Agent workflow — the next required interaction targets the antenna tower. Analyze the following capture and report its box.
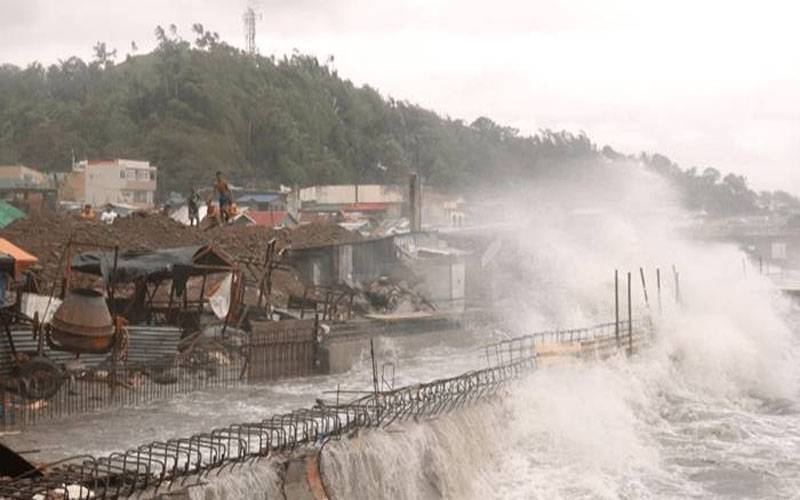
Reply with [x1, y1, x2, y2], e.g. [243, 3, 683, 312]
[243, 5, 259, 56]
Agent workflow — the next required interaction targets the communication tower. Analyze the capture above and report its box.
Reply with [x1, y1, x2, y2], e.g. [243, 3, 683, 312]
[243, 5, 260, 56]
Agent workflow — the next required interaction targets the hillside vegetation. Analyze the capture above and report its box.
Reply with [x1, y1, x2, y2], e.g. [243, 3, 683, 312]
[0, 25, 795, 215]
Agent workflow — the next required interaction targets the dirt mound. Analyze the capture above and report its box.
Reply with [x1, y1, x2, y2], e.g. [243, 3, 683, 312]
[0, 211, 206, 284]
[0, 212, 362, 294]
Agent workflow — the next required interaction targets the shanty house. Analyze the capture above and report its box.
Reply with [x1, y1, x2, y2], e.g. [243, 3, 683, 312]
[236, 192, 287, 211]
[288, 236, 398, 287]
[0, 165, 58, 212]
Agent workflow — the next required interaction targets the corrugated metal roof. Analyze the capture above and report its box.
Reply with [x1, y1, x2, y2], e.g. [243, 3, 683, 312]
[0, 325, 183, 375]
[237, 193, 281, 203]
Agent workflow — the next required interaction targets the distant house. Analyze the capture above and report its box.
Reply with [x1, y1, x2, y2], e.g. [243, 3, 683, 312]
[236, 192, 286, 211]
[0, 165, 48, 187]
[299, 184, 404, 205]
[0, 165, 58, 212]
[241, 210, 296, 228]
[299, 185, 405, 220]
[61, 159, 157, 209]
[421, 188, 467, 228]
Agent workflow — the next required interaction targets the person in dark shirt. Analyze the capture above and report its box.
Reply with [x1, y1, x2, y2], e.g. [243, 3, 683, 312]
[187, 188, 201, 227]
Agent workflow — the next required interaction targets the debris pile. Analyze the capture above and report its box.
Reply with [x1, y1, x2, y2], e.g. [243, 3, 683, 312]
[0, 211, 362, 302]
[359, 276, 436, 315]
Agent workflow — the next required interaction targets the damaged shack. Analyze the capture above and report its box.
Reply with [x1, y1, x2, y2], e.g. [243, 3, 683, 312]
[0, 243, 248, 428]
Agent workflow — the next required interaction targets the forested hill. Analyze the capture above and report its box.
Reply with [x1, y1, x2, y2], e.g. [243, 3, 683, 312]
[0, 25, 795, 215]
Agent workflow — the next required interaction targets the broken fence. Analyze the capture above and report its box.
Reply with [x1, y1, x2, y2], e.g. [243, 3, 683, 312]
[0, 318, 651, 499]
[1, 321, 321, 430]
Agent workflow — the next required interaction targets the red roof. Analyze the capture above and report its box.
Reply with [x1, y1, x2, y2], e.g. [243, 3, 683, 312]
[343, 202, 392, 212]
[247, 210, 291, 227]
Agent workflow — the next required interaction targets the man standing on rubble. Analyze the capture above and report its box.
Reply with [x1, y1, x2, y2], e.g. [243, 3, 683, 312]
[214, 171, 232, 223]
[187, 188, 201, 227]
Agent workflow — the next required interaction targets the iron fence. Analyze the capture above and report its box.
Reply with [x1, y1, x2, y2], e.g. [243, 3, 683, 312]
[1, 333, 249, 430]
[0, 318, 652, 499]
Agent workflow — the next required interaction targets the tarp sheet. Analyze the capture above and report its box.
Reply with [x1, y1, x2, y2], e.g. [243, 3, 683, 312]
[209, 273, 233, 319]
[0, 201, 25, 229]
[0, 254, 14, 275]
[0, 238, 38, 276]
[71, 246, 204, 293]
[20, 292, 62, 323]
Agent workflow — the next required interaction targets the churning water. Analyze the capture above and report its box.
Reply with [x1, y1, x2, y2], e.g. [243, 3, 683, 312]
[317, 168, 800, 499]
[318, 299, 800, 499]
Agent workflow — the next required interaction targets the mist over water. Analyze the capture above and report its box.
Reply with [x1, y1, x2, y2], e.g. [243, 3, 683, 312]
[320, 161, 800, 498]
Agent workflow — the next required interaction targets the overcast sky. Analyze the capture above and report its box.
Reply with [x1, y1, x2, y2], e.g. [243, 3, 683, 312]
[1, 0, 798, 192]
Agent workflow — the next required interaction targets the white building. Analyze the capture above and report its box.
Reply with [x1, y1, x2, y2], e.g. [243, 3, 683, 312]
[298, 185, 404, 205]
[71, 159, 157, 209]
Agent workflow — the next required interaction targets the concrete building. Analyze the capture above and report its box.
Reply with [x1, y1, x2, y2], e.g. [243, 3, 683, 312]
[299, 185, 404, 205]
[298, 185, 405, 222]
[65, 159, 157, 209]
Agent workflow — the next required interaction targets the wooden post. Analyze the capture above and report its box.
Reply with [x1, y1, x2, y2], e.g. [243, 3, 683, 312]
[370, 338, 380, 417]
[639, 267, 649, 308]
[614, 270, 620, 348]
[627, 271, 633, 355]
[656, 268, 662, 314]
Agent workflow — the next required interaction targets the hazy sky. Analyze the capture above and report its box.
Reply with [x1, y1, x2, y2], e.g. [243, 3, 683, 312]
[1, 0, 798, 192]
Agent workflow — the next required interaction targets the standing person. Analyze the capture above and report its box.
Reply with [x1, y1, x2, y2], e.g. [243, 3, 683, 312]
[80, 204, 96, 220]
[187, 188, 201, 227]
[214, 171, 232, 223]
[100, 204, 118, 224]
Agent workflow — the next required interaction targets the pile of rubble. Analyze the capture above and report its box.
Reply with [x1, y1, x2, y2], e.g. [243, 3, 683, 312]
[0, 211, 362, 301]
[359, 276, 436, 315]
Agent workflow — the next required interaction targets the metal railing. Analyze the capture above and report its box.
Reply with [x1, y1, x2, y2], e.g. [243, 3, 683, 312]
[1, 334, 249, 430]
[0, 318, 652, 499]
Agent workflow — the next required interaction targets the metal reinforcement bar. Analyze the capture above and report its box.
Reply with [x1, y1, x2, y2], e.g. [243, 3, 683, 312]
[0, 319, 650, 499]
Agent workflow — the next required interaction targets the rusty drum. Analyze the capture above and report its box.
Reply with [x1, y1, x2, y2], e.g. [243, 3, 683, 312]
[51, 288, 114, 354]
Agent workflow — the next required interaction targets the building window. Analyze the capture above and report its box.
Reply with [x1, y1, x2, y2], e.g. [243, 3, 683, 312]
[136, 170, 149, 181]
[134, 190, 149, 203]
[120, 170, 125, 179]
[150, 171, 156, 181]
[126, 169, 136, 180]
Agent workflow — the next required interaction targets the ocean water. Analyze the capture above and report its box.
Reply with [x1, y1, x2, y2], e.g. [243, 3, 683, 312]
[319, 296, 800, 499]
